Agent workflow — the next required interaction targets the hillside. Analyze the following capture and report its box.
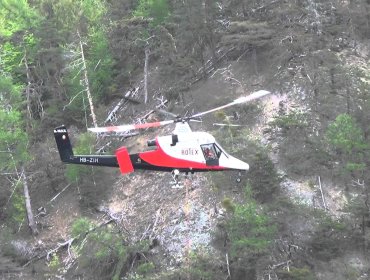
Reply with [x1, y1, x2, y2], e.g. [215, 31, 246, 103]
[1, 0, 370, 279]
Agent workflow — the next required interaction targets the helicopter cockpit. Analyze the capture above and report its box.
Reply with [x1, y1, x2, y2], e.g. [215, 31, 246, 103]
[201, 142, 227, 166]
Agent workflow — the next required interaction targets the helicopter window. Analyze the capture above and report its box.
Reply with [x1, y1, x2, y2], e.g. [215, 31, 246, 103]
[201, 144, 219, 161]
[214, 144, 222, 158]
[215, 142, 229, 158]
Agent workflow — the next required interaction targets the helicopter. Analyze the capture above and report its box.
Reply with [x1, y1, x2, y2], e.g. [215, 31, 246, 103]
[54, 90, 270, 184]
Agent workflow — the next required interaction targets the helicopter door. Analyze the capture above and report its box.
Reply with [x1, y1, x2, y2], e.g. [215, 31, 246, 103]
[201, 144, 220, 166]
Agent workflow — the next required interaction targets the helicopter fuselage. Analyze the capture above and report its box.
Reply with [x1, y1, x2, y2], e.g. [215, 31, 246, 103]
[54, 126, 249, 174]
[132, 131, 249, 173]
[54, 90, 272, 176]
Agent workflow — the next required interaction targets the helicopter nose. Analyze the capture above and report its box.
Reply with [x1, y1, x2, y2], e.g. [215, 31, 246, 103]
[223, 155, 249, 171]
[238, 160, 249, 171]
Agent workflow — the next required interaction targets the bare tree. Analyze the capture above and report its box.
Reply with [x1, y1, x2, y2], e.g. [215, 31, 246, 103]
[78, 31, 98, 128]
[21, 167, 38, 235]
[144, 44, 149, 104]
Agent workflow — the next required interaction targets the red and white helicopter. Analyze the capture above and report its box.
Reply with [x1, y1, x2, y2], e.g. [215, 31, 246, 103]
[54, 90, 270, 183]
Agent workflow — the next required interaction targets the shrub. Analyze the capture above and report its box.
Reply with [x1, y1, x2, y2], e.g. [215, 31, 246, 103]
[136, 262, 155, 276]
[221, 197, 235, 213]
[247, 151, 281, 202]
[277, 266, 315, 280]
[71, 217, 128, 279]
[326, 114, 366, 154]
[133, 0, 170, 26]
[225, 186, 276, 257]
[269, 111, 308, 130]
[71, 217, 93, 237]
[227, 201, 275, 256]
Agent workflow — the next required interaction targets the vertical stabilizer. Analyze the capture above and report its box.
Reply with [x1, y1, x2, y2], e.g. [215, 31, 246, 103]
[53, 125, 74, 162]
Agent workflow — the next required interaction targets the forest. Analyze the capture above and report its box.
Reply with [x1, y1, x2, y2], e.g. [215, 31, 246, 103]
[1, 0, 370, 279]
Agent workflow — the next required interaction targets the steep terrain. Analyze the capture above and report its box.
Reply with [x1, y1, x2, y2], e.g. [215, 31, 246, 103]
[1, 0, 370, 279]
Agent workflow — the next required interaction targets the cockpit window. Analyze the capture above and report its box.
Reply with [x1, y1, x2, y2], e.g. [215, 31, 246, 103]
[201, 144, 219, 161]
[214, 144, 222, 158]
[215, 142, 229, 158]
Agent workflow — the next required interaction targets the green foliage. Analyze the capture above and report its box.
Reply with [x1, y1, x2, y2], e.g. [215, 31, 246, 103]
[316, 212, 346, 232]
[269, 111, 308, 130]
[0, 227, 15, 257]
[225, 186, 276, 257]
[278, 266, 315, 280]
[214, 110, 226, 121]
[43, 0, 113, 119]
[134, 0, 170, 26]
[63, 29, 113, 116]
[221, 197, 235, 213]
[86, 28, 114, 102]
[247, 151, 281, 202]
[0, 76, 28, 168]
[0, 2, 41, 85]
[47, 0, 107, 31]
[0, 0, 41, 37]
[2, 182, 26, 231]
[71, 217, 93, 237]
[48, 253, 61, 272]
[326, 113, 366, 154]
[0, 42, 23, 75]
[71, 217, 130, 279]
[308, 211, 348, 260]
[136, 262, 155, 276]
[345, 162, 366, 172]
[325, 113, 368, 175]
[228, 203, 274, 255]
[180, 250, 219, 280]
[10, 187, 26, 224]
[90, 229, 126, 260]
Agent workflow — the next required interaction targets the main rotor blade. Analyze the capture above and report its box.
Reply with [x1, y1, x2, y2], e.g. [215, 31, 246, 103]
[213, 123, 246, 127]
[88, 120, 174, 133]
[191, 90, 271, 118]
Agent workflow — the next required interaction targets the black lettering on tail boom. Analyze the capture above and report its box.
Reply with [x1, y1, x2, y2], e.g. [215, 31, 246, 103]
[53, 125, 119, 168]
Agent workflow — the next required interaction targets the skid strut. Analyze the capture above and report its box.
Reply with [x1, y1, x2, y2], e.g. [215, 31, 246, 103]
[171, 169, 182, 188]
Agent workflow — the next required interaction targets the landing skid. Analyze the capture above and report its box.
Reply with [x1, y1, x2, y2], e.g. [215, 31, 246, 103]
[170, 170, 195, 188]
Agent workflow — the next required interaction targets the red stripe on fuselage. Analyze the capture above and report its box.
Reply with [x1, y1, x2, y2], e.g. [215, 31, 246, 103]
[139, 139, 225, 171]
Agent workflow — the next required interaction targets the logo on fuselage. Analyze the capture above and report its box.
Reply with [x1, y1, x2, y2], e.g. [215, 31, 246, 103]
[181, 148, 199, 156]
[54, 129, 67, 133]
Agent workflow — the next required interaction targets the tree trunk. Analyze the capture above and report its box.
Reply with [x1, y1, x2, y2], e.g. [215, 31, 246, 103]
[24, 51, 33, 122]
[144, 46, 149, 104]
[23, 50, 44, 123]
[78, 31, 98, 128]
[21, 167, 38, 235]
[112, 253, 126, 280]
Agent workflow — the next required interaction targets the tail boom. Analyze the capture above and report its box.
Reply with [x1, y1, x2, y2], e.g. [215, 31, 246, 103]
[54, 125, 120, 169]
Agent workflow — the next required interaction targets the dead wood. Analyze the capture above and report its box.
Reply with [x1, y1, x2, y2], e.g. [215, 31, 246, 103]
[144, 46, 149, 103]
[318, 176, 328, 210]
[48, 184, 71, 204]
[21, 167, 38, 235]
[23, 218, 116, 267]
[192, 47, 236, 84]
[78, 30, 98, 128]
[139, 99, 170, 121]
[253, 0, 281, 12]
[105, 87, 140, 124]
[226, 253, 231, 279]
